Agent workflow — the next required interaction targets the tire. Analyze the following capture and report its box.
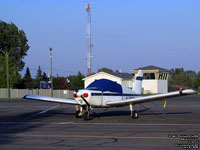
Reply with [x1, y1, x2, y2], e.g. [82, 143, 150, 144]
[75, 111, 81, 118]
[132, 110, 139, 119]
[83, 111, 89, 121]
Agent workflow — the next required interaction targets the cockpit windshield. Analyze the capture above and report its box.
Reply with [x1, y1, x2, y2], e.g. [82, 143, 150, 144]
[86, 79, 122, 94]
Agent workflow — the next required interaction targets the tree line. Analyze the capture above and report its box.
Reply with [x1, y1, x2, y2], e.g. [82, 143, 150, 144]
[169, 68, 200, 91]
[2, 64, 200, 91]
[15, 66, 85, 90]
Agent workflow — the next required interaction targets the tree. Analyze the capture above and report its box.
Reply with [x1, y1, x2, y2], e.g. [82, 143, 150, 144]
[53, 77, 71, 90]
[194, 72, 200, 92]
[36, 66, 42, 80]
[174, 68, 184, 75]
[33, 66, 43, 88]
[98, 67, 114, 73]
[23, 67, 33, 89]
[0, 56, 6, 88]
[0, 20, 29, 88]
[67, 71, 85, 89]
[42, 72, 48, 81]
[169, 68, 195, 91]
[185, 70, 196, 80]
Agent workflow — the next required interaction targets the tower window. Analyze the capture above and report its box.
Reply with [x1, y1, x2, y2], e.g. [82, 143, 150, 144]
[143, 73, 155, 79]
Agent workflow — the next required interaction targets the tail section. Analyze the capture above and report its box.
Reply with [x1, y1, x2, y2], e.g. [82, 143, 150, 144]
[132, 70, 143, 95]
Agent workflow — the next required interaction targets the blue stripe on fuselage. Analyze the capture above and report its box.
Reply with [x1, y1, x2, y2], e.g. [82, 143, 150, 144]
[136, 76, 143, 80]
[91, 93, 141, 96]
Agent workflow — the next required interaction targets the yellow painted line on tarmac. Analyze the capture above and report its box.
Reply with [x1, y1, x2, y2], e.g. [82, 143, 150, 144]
[8, 134, 178, 140]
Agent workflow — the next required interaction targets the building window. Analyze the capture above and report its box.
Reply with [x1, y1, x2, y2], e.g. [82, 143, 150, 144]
[143, 73, 155, 79]
[158, 73, 168, 80]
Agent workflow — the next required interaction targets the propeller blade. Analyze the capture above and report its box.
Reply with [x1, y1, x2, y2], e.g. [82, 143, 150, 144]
[66, 79, 78, 92]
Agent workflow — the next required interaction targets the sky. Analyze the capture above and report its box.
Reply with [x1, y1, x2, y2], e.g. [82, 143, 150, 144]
[0, 0, 200, 77]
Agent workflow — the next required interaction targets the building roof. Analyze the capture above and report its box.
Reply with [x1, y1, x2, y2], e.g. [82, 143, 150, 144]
[133, 65, 170, 73]
[83, 71, 134, 81]
[106, 72, 134, 80]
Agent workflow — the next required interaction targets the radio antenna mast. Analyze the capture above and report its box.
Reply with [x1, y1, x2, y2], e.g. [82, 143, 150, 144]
[86, 3, 92, 76]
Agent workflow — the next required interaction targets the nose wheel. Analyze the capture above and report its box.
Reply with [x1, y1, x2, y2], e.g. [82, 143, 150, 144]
[83, 111, 90, 121]
[75, 110, 81, 118]
[82, 105, 91, 121]
[75, 106, 91, 121]
[75, 106, 82, 118]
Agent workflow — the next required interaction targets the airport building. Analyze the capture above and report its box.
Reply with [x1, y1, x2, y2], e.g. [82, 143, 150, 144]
[132, 66, 170, 94]
[83, 65, 170, 94]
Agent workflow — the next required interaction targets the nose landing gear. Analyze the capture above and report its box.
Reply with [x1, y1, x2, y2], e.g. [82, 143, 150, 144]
[75, 105, 91, 121]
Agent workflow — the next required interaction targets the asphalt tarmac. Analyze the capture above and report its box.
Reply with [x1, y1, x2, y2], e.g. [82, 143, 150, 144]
[0, 97, 200, 150]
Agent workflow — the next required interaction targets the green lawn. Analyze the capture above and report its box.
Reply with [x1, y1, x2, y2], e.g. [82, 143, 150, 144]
[0, 98, 24, 101]
[183, 94, 200, 97]
[143, 94, 200, 97]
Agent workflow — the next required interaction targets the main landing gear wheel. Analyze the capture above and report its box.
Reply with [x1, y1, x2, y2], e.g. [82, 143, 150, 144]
[130, 104, 139, 119]
[131, 110, 139, 119]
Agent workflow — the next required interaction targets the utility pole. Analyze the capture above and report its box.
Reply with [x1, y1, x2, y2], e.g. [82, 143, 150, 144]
[50, 47, 53, 97]
[86, 3, 92, 76]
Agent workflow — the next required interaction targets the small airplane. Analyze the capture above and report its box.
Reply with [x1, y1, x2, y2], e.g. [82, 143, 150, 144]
[23, 70, 197, 121]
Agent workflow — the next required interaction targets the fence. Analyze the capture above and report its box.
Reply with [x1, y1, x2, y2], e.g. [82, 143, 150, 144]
[0, 88, 74, 99]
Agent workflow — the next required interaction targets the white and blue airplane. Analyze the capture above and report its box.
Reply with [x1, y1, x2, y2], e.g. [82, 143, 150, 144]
[23, 70, 197, 120]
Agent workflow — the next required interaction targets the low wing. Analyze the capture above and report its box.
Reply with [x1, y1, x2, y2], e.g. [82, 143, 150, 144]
[106, 89, 197, 107]
[23, 95, 78, 105]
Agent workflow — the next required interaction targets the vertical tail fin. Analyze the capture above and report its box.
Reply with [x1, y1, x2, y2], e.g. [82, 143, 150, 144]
[132, 70, 143, 95]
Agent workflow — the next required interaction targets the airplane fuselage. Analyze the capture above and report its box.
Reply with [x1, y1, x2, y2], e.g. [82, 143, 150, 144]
[74, 89, 140, 107]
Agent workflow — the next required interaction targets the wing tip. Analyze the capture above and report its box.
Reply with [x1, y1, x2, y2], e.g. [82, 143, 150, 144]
[180, 89, 197, 95]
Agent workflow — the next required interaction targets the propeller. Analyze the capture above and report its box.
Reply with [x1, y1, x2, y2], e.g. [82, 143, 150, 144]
[66, 79, 78, 92]
[66, 79, 91, 109]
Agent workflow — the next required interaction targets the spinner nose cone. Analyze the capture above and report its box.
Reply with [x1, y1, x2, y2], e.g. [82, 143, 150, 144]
[76, 91, 82, 97]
